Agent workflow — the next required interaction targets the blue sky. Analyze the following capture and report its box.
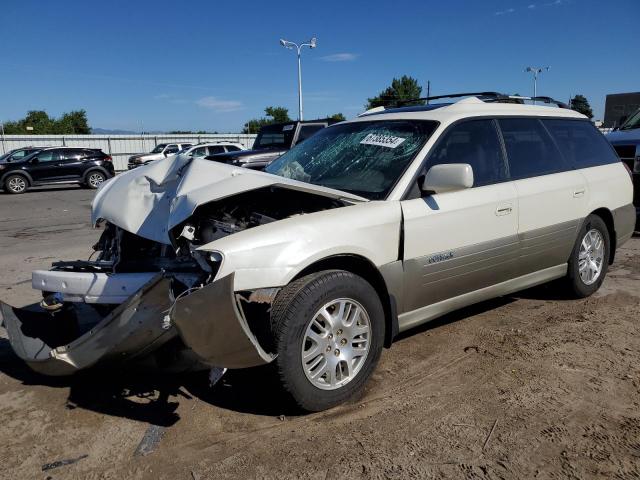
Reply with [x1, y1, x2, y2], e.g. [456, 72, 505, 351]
[2, 0, 638, 132]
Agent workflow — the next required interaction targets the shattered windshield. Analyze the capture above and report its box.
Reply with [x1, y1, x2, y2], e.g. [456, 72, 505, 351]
[151, 144, 168, 154]
[265, 120, 438, 199]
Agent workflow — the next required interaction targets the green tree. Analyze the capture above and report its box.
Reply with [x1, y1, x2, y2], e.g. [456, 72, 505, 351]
[366, 75, 423, 109]
[55, 110, 91, 134]
[570, 94, 593, 119]
[2, 109, 91, 134]
[328, 113, 346, 122]
[243, 106, 292, 134]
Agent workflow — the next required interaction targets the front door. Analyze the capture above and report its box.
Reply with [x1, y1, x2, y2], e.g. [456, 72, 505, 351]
[28, 150, 63, 182]
[400, 119, 519, 328]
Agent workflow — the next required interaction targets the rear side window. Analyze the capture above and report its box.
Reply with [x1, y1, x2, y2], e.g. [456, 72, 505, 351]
[498, 118, 569, 179]
[60, 149, 84, 160]
[207, 145, 226, 155]
[542, 119, 619, 169]
[225, 145, 241, 152]
[296, 124, 325, 144]
[427, 119, 507, 187]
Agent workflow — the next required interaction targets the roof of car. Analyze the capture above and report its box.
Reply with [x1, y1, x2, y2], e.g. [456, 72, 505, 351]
[188, 142, 242, 147]
[354, 97, 586, 124]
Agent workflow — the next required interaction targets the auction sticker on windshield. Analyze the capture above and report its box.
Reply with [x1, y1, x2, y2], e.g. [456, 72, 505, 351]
[360, 133, 406, 148]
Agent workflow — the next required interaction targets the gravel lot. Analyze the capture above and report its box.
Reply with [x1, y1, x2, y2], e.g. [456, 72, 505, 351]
[1, 187, 639, 479]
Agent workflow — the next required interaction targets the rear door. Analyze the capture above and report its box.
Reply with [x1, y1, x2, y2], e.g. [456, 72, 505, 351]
[57, 149, 86, 179]
[497, 117, 588, 276]
[401, 119, 519, 324]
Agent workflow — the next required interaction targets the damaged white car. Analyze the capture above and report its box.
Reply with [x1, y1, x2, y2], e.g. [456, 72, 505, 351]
[1, 93, 635, 411]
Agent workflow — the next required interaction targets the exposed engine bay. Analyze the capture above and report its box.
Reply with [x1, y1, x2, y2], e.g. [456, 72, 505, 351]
[0, 186, 348, 376]
[172, 186, 346, 247]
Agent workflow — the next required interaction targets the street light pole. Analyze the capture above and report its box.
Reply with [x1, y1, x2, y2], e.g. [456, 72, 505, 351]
[280, 37, 317, 121]
[524, 66, 549, 105]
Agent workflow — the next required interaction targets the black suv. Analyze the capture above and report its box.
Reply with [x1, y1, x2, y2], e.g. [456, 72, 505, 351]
[0, 147, 114, 194]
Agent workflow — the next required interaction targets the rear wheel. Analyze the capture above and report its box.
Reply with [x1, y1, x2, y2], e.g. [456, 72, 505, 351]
[4, 174, 28, 194]
[564, 214, 610, 298]
[86, 171, 106, 189]
[270, 270, 384, 411]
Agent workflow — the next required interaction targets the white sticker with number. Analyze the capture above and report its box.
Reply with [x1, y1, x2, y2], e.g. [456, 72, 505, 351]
[360, 133, 406, 148]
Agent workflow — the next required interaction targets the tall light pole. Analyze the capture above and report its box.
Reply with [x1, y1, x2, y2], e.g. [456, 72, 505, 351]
[524, 66, 549, 104]
[280, 37, 317, 121]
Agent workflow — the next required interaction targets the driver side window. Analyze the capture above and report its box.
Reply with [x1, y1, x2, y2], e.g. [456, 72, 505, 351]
[426, 119, 507, 187]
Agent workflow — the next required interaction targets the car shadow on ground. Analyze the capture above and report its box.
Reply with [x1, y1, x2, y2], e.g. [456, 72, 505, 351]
[0, 282, 572, 425]
[0, 336, 295, 425]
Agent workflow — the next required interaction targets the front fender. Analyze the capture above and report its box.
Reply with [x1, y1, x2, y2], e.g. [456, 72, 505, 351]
[199, 200, 402, 291]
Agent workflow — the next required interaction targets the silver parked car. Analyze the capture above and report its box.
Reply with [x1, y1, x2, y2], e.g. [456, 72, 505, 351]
[128, 142, 192, 169]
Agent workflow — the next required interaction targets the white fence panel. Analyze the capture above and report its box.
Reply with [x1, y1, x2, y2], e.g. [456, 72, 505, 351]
[0, 134, 257, 171]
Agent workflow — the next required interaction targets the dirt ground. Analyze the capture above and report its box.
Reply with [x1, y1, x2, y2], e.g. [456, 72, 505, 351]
[1, 187, 639, 479]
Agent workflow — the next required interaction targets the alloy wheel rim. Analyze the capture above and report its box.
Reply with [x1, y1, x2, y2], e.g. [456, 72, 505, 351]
[301, 298, 371, 390]
[578, 228, 605, 285]
[8, 177, 26, 192]
[89, 173, 104, 187]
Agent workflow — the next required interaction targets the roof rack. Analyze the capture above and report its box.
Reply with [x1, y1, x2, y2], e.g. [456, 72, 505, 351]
[393, 92, 569, 109]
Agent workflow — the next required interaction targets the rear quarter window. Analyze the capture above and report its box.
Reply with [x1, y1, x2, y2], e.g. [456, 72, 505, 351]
[542, 119, 619, 169]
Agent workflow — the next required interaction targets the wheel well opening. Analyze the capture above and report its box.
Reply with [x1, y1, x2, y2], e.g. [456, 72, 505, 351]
[591, 208, 616, 264]
[294, 255, 397, 348]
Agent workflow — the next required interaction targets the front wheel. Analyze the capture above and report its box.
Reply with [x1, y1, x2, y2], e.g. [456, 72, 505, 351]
[270, 270, 385, 411]
[564, 214, 610, 298]
[4, 174, 28, 194]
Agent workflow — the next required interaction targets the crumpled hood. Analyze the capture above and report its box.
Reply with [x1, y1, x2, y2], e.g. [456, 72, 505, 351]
[92, 155, 367, 244]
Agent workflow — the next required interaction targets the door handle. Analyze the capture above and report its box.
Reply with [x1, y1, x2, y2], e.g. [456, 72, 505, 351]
[495, 204, 513, 216]
[573, 189, 585, 198]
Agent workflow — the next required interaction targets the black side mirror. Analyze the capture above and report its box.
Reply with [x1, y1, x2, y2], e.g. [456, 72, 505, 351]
[31, 157, 40, 164]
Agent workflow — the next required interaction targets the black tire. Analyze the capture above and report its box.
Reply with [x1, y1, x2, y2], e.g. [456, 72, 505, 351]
[85, 171, 106, 189]
[3, 174, 29, 194]
[270, 270, 385, 412]
[564, 214, 610, 298]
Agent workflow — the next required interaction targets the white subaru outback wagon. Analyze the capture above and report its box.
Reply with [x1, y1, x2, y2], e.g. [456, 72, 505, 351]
[1, 93, 635, 411]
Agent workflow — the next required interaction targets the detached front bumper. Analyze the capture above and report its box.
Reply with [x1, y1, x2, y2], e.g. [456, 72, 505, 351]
[0, 272, 275, 375]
